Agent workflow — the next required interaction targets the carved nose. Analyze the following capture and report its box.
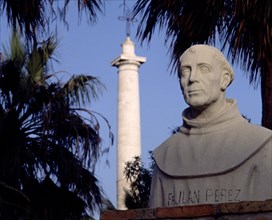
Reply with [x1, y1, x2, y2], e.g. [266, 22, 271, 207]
[189, 69, 198, 82]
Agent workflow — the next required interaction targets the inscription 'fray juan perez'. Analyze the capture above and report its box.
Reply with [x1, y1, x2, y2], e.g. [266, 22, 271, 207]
[167, 188, 241, 206]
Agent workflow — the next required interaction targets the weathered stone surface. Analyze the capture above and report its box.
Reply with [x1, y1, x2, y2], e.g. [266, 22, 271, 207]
[100, 200, 272, 220]
[100, 208, 156, 220]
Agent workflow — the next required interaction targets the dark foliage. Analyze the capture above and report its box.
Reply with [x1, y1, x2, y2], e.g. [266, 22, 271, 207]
[0, 33, 113, 219]
[124, 152, 154, 209]
[132, 0, 272, 128]
[0, 0, 103, 45]
[132, 0, 272, 78]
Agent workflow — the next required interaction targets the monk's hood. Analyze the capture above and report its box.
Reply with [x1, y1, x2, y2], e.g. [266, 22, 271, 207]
[154, 99, 272, 178]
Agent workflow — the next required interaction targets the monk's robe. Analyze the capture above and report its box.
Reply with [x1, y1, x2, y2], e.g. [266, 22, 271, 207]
[150, 99, 272, 208]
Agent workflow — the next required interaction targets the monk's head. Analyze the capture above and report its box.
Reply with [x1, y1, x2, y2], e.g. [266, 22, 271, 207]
[179, 45, 234, 112]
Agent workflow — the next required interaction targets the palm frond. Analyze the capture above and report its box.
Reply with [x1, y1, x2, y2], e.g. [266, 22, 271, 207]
[222, 0, 272, 85]
[63, 75, 105, 106]
[26, 36, 57, 83]
[0, 32, 113, 218]
[133, 0, 272, 79]
[0, 0, 104, 44]
[133, 0, 225, 72]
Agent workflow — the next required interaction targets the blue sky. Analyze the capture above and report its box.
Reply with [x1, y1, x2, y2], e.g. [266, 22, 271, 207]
[0, 0, 262, 210]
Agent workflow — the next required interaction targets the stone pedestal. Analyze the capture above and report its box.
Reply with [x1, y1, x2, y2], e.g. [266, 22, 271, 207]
[101, 200, 272, 219]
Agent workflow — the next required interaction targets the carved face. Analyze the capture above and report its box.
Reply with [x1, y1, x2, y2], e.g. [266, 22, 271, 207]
[179, 46, 228, 110]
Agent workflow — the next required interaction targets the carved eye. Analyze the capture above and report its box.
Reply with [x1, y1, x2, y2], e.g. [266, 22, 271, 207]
[199, 66, 210, 73]
[181, 67, 190, 77]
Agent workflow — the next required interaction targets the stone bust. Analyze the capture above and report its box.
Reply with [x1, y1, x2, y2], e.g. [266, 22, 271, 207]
[149, 44, 272, 208]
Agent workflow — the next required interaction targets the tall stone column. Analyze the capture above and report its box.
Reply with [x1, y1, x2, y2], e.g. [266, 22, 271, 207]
[112, 37, 146, 210]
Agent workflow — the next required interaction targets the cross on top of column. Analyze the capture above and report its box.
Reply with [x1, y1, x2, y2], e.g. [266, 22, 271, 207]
[118, 0, 137, 37]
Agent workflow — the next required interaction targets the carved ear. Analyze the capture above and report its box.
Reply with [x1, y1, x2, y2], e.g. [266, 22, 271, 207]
[221, 71, 231, 91]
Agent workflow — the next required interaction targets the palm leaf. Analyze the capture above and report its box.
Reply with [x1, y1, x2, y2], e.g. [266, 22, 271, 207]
[0, 32, 113, 218]
[63, 74, 105, 106]
[0, 0, 104, 44]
